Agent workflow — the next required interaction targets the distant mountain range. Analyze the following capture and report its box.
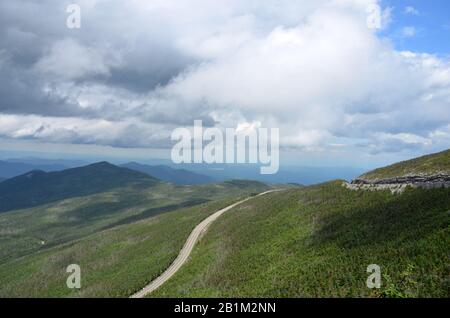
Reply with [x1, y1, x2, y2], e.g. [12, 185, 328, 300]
[0, 158, 215, 185]
[181, 164, 365, 185]
[0, 160, 68, 179]
[121, 162, 215, 185]
[0, 156, 368, 185]
[0, 162, 159, 213]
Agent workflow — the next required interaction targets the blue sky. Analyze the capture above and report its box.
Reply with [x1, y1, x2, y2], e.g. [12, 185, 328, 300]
[382, 0, 450, 55]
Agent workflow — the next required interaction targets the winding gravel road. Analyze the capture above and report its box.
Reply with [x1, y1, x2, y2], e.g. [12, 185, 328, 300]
[131, 190, 280, 298]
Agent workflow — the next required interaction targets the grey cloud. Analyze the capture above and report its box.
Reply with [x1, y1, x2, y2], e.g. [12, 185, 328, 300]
[0, 63, 85, 117]
[0, 0, 197, 118]
[0, 0, 449, 156]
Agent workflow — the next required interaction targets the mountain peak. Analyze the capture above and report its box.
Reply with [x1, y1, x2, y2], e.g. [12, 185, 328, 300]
[0, 162, 159, 213]
[87, 161, 115, 168]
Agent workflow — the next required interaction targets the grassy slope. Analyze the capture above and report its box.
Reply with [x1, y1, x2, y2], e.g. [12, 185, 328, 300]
[0, 198, 241, 297]
[0, 183, 172, 263]
[359, 149, 450, 181]
[0, 180, 268, 264]
[0, 180, 269, 297]
[152, 182, 450, 298]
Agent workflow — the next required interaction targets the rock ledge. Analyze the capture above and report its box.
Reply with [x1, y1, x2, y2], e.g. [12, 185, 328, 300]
[343, 173, 450, 194]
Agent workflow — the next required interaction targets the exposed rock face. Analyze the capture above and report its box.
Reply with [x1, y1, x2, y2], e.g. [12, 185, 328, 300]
[343, 173, 450, 194]
[353, 173, 450, 185]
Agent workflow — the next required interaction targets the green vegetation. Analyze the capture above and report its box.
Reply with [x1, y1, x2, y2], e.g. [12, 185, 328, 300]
[0, 198, 242, 297]
[0, 163, 268, 297]
[0, 177, 268, 297]
[0, 180, 268, 264]
[359, 149, 450, 181]
[152, 181, 450, 297]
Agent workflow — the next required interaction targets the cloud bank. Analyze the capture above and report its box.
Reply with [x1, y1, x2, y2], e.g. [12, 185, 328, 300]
[0, 0, 449, 158]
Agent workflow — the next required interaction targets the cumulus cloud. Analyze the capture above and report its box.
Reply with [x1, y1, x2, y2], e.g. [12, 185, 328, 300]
[0, 0, 448, 158]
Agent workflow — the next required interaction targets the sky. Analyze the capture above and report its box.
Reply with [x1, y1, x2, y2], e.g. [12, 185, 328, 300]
[381, 0, 450, 55]
[0, 0, 449, 169]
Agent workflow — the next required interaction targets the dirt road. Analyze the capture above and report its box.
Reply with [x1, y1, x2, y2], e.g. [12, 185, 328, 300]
[130, 190, 279, 298]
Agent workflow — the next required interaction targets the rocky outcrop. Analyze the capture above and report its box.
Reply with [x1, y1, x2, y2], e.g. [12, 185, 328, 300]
[352, 173, 450, 185]
[343, 173, 450, 194]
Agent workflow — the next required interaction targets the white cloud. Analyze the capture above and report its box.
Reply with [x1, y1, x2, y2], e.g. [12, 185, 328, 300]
[0, 114, 171, 148]
[400, 26, 417, 38]
[0, 0, 449, 158]
[376, 132, 432, 146]
[143, 4, 449, 152]
[404, 6, 419, 16]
